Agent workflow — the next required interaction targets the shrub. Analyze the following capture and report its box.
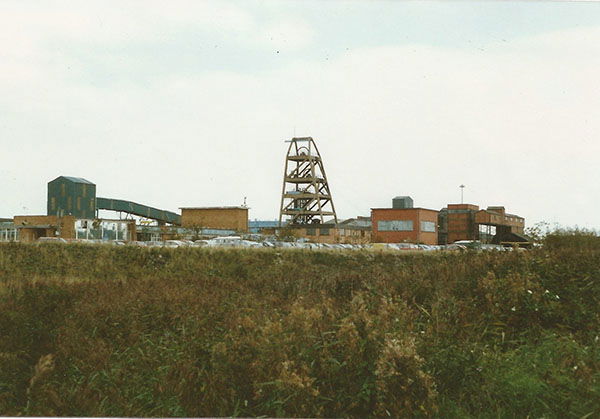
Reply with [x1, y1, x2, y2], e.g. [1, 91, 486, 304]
[0, 240, 598, 416]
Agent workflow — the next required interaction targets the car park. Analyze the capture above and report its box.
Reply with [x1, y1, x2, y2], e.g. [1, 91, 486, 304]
[36, 237, 68, 244]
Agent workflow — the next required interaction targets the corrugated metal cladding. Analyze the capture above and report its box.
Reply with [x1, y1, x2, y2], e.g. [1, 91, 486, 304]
[392, 196, 414, 209]
[47, 176, 97, 219]
[96, 197, 181, 225]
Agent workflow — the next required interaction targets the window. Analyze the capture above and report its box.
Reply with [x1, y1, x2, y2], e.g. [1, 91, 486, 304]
[82, 184, 87, 197]
[50, 197, 56, 210]
[67, 196, 72, 210]
[421, 221, 436, 232]
[306, 228, 316, 236]
[378, 220, 413, 231]
[320, 228, 330, 236]
[61, 183, 66, 196]
[77, 197, 81, 211]
[89, 199, 94, 211]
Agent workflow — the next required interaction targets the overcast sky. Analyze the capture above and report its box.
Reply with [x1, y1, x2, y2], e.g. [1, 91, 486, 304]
[1, 1, 599, 229]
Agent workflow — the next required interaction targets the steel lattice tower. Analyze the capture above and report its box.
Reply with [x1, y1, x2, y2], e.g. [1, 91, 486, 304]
[279, 137, 338, 226]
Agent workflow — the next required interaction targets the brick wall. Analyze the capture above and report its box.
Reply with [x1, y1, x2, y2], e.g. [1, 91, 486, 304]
[13, 215, 76, 242]
[285, 226, 371, 244]
[371, 208, 438, 245]
[181, 208, 248, 232]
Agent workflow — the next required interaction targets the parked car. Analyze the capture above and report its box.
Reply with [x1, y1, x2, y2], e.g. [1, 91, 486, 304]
[452, 240, 481, 250]
[36, 237, 67, 244]
[126, 241, 147, 247]
[446, 243, 468, 251]
[164, 240, 186, 247]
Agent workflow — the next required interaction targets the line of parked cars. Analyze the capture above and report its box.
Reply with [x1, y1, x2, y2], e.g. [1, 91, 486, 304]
[35, 236, 518, 251]
[123, 239, 515, 251]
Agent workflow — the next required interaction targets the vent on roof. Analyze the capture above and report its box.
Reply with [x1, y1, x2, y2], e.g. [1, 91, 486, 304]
[393, 196, 413, 209]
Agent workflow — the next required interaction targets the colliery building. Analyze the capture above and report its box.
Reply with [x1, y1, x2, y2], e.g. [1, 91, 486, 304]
[180, 207, 249, 233]
[270, 216, 372, 244]
[274, 136, 528, 246]
[371, 197, 439, 245]
[367, 196, 526, 246]
[47, 176, 96, 219]
[2, 175, 250, 243]
[1, 137, 529, 246]
[438, 204, 526, 245]
[17, 176, 135, 242]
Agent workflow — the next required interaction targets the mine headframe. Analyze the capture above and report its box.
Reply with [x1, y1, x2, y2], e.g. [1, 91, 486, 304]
[279, 137, 338, 226]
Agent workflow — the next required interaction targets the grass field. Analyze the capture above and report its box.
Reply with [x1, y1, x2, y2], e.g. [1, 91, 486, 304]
[0, 233, 599, 417]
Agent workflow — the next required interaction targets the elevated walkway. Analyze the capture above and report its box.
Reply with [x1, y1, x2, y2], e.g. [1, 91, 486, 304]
[97, 197, 181, 225]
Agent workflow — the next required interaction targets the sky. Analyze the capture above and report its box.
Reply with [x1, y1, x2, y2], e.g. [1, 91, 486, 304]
[1, 0, 600, 229]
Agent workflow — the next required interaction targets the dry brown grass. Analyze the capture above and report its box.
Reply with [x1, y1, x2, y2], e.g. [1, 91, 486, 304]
[0, 241, 598, 417]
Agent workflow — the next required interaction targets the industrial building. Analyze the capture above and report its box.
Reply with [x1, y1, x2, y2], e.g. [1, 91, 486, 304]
[10, 176, 141, 242]
[269, 216, 371, 244]
[3, 175, 250, 243]
[371, 197, 439, 245]
[249, 220, 279, 233]
[47, 176, 97, 219]
[336, 216, 372, 243]
[1, 137, 529, 247]
[0, 219, 18, 242]
[180, 207, 249, 232]
[438, 204, 526, 245]
[14, 215, 76, 242]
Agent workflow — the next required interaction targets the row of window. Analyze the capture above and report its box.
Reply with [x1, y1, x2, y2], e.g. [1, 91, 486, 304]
[377, 220, 437, 232]
[0, 228, 18, 242]
[306, 228, 330, 236]
[506, 216, 523, 223]
[305, 228, 367, 237]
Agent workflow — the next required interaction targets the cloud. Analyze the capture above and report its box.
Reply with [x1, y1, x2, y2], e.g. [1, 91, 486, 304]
[0, 7, 599, 229]
[0, 1, 255, 43]
[255, 20, 315, 50]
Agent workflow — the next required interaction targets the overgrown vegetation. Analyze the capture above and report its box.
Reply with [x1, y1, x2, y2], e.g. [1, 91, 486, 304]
[0, 235, 599, 417]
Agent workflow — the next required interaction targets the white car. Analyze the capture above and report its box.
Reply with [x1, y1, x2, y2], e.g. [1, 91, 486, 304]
[164, 240, 189, 247]
[37, 237, 67, 244]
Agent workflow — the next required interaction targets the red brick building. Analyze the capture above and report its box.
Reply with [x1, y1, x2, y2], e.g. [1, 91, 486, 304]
[438, 204, 525, 244]
[371, 207, 439, 245]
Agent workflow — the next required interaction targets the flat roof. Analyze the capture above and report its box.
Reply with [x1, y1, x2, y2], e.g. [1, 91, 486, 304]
[179, 206, 249, 210]
[478, 209, 524, 219]
[15, 224, 56, 229]
[506, 213, 524, 219]
[371, 207, 439, 212]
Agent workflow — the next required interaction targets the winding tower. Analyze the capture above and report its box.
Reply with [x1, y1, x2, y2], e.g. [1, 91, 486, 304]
[279, 137, 338, 226]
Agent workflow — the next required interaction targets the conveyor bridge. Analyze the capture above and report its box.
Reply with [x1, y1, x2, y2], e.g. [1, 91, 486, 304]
[96, 197, 181, 225]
